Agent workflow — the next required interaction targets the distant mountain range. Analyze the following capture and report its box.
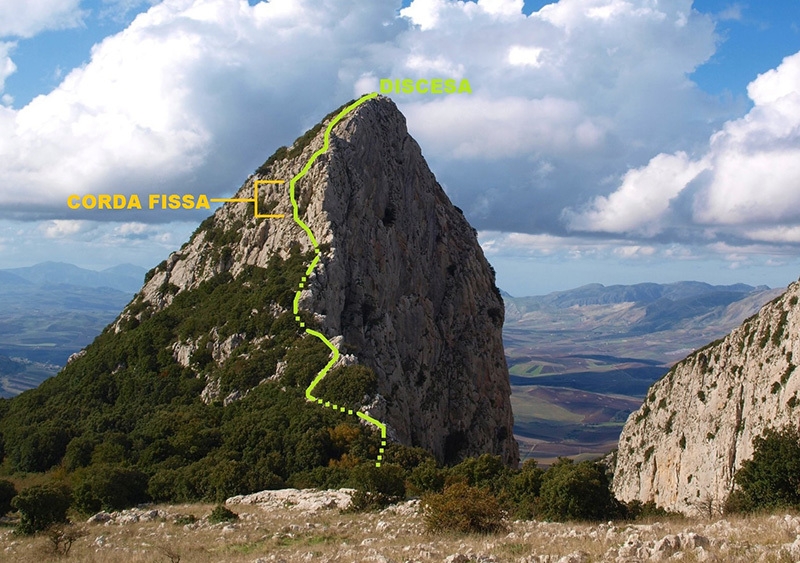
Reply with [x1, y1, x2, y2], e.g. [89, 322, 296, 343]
[0, 262, 147, 397]
[2, 261, 147, 294]
[0, 262, 785, 464]
[502, 281, 784, 464]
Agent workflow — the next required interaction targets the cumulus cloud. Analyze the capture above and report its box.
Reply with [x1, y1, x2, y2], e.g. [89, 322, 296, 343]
[0, 0, 739, 247]
[404, 96, 607, 159]
[0, 42, 16, 93]
[41, 219, 92, 238]
[565, 152, 708, 235]
[566, 49, 800, 247]
[386, 0, 727, 236]
[696, 51, 800, 226]
[0, 0, 402, 218]
[0, 0, 85, 38]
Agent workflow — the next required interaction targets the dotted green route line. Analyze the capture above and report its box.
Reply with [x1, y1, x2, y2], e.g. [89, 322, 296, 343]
[288, 91, 387, 467]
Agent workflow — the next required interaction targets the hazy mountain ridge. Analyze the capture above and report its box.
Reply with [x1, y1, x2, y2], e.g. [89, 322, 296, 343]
[503, 282, 784, 464]
[2, 261, 146, 294]
[0, 263, 144, 397]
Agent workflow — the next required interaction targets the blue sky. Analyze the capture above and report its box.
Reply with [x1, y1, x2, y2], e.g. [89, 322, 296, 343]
[1, 0, 800, 296]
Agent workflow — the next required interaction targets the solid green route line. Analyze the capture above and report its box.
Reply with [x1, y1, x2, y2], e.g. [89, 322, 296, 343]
[288, 91, 387, 467]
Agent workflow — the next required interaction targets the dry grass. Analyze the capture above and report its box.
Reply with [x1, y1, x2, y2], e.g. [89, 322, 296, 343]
[2, 500, 800, 562]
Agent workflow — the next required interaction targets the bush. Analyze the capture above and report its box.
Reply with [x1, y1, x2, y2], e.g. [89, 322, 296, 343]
[314, 365, 378, 409]
[12, 483, 72, 534]
[347, 463, 406, 511]
[208, 504, 238, 523]
[508, 459, 544, 519]
[408, 458, 448, 494]
[46, 524, 86, 557]
[449, 453, 512, 495]
[72, 464, 149, 514]
[537, 458, 621, 522]
[729, 426, 800, 513]
[384, 444, 434, 471]
[0, 478, 17, 516]
[422, 482, 507, 534]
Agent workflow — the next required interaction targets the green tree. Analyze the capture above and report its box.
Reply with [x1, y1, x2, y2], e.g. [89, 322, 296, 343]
[347, 463, 406, 511]
[538, 458, 620, 521]
[314, 365, 378, 408]
[0, 479, 17, 516]
[728, 426, 800, 513]
[508, 459, 544, 519]
[408, 458, 448, 494]
[72, 464, 149, 514]
[12, 483, 72, 534]
[449, 453, 512, 495]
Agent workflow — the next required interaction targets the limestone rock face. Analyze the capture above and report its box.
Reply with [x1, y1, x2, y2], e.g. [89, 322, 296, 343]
[613, 280, 800, 513]
[125, 96, 518, 466]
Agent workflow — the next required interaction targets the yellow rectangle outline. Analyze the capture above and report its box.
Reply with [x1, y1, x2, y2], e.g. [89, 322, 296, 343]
[254, 180, 286, 218]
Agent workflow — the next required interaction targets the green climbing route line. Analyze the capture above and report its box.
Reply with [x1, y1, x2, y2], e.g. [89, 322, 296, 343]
[288, 91, 387, 467]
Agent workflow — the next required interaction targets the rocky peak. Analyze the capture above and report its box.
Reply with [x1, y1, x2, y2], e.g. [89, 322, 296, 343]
[123, 95, 518, 466]
[613, 279, 800, 513]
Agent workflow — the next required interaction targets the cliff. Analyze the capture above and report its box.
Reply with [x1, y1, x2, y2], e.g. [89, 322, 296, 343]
[613, 279, 800, 513]
[120, 95, 518, 465]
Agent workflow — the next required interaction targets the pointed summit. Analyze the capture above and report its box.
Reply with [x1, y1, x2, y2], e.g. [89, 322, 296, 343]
[134, 94, 517, 465]
[0, 95, 517, 492]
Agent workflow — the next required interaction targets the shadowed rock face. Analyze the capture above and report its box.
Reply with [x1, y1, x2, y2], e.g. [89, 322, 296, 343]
[613, 279, 800, 513]
[131, 96, 519, 466]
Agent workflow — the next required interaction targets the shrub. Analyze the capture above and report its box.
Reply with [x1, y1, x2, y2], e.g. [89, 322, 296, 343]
[537, 458, 621, 522]
[63, 435, 96, 471]
[408, 458, 448, 494]
[72, 464, 149, 514]
[0, 478, 17, 516]
[347, 463, 406, 511]
[422, 482, 507, 534]
[729, 426, 800, 513]
[314, 364, 378, 409]
[624, 499, 679, 520]
[384, 444, 434, 471]
[12, 483, 72, 534]
[208, 504, 238, 523]
[449, 453, 512, 495]
[508, 459, 544, 519]
[46, 524, 86, 556]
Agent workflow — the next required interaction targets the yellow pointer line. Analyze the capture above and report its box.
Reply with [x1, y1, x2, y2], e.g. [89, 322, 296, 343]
[290, 92, 388, 466]
[209, 180, 287, 218]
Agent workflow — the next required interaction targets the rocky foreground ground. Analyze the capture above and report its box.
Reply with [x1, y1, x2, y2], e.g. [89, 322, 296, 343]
[2, 489, 800, 562]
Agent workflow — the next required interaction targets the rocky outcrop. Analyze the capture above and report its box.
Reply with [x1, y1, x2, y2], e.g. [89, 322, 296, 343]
[614, 279, 800, 513]
[226, 488, 355, 513]
[123, 96, 518, 466]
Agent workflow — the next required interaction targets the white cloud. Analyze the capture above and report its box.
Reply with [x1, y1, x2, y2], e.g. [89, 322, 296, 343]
[405, 96, 607, 158]
[507, 45, 544, 67]
[564, 49, 800, 247]
[41, 219, 92, 238]
[613, 245, 656, 258]
[0, 0, 734, 256]
[0, 41, 15, 93]
[745, 226, 800, 244]
[400, 0, 448, 31]
[480, 230, 656, 259]
[565, 152, 709, 235]
[0, 0, 85, 38]
[0, 0, 402, 216]
[717, 3, 744, 22]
